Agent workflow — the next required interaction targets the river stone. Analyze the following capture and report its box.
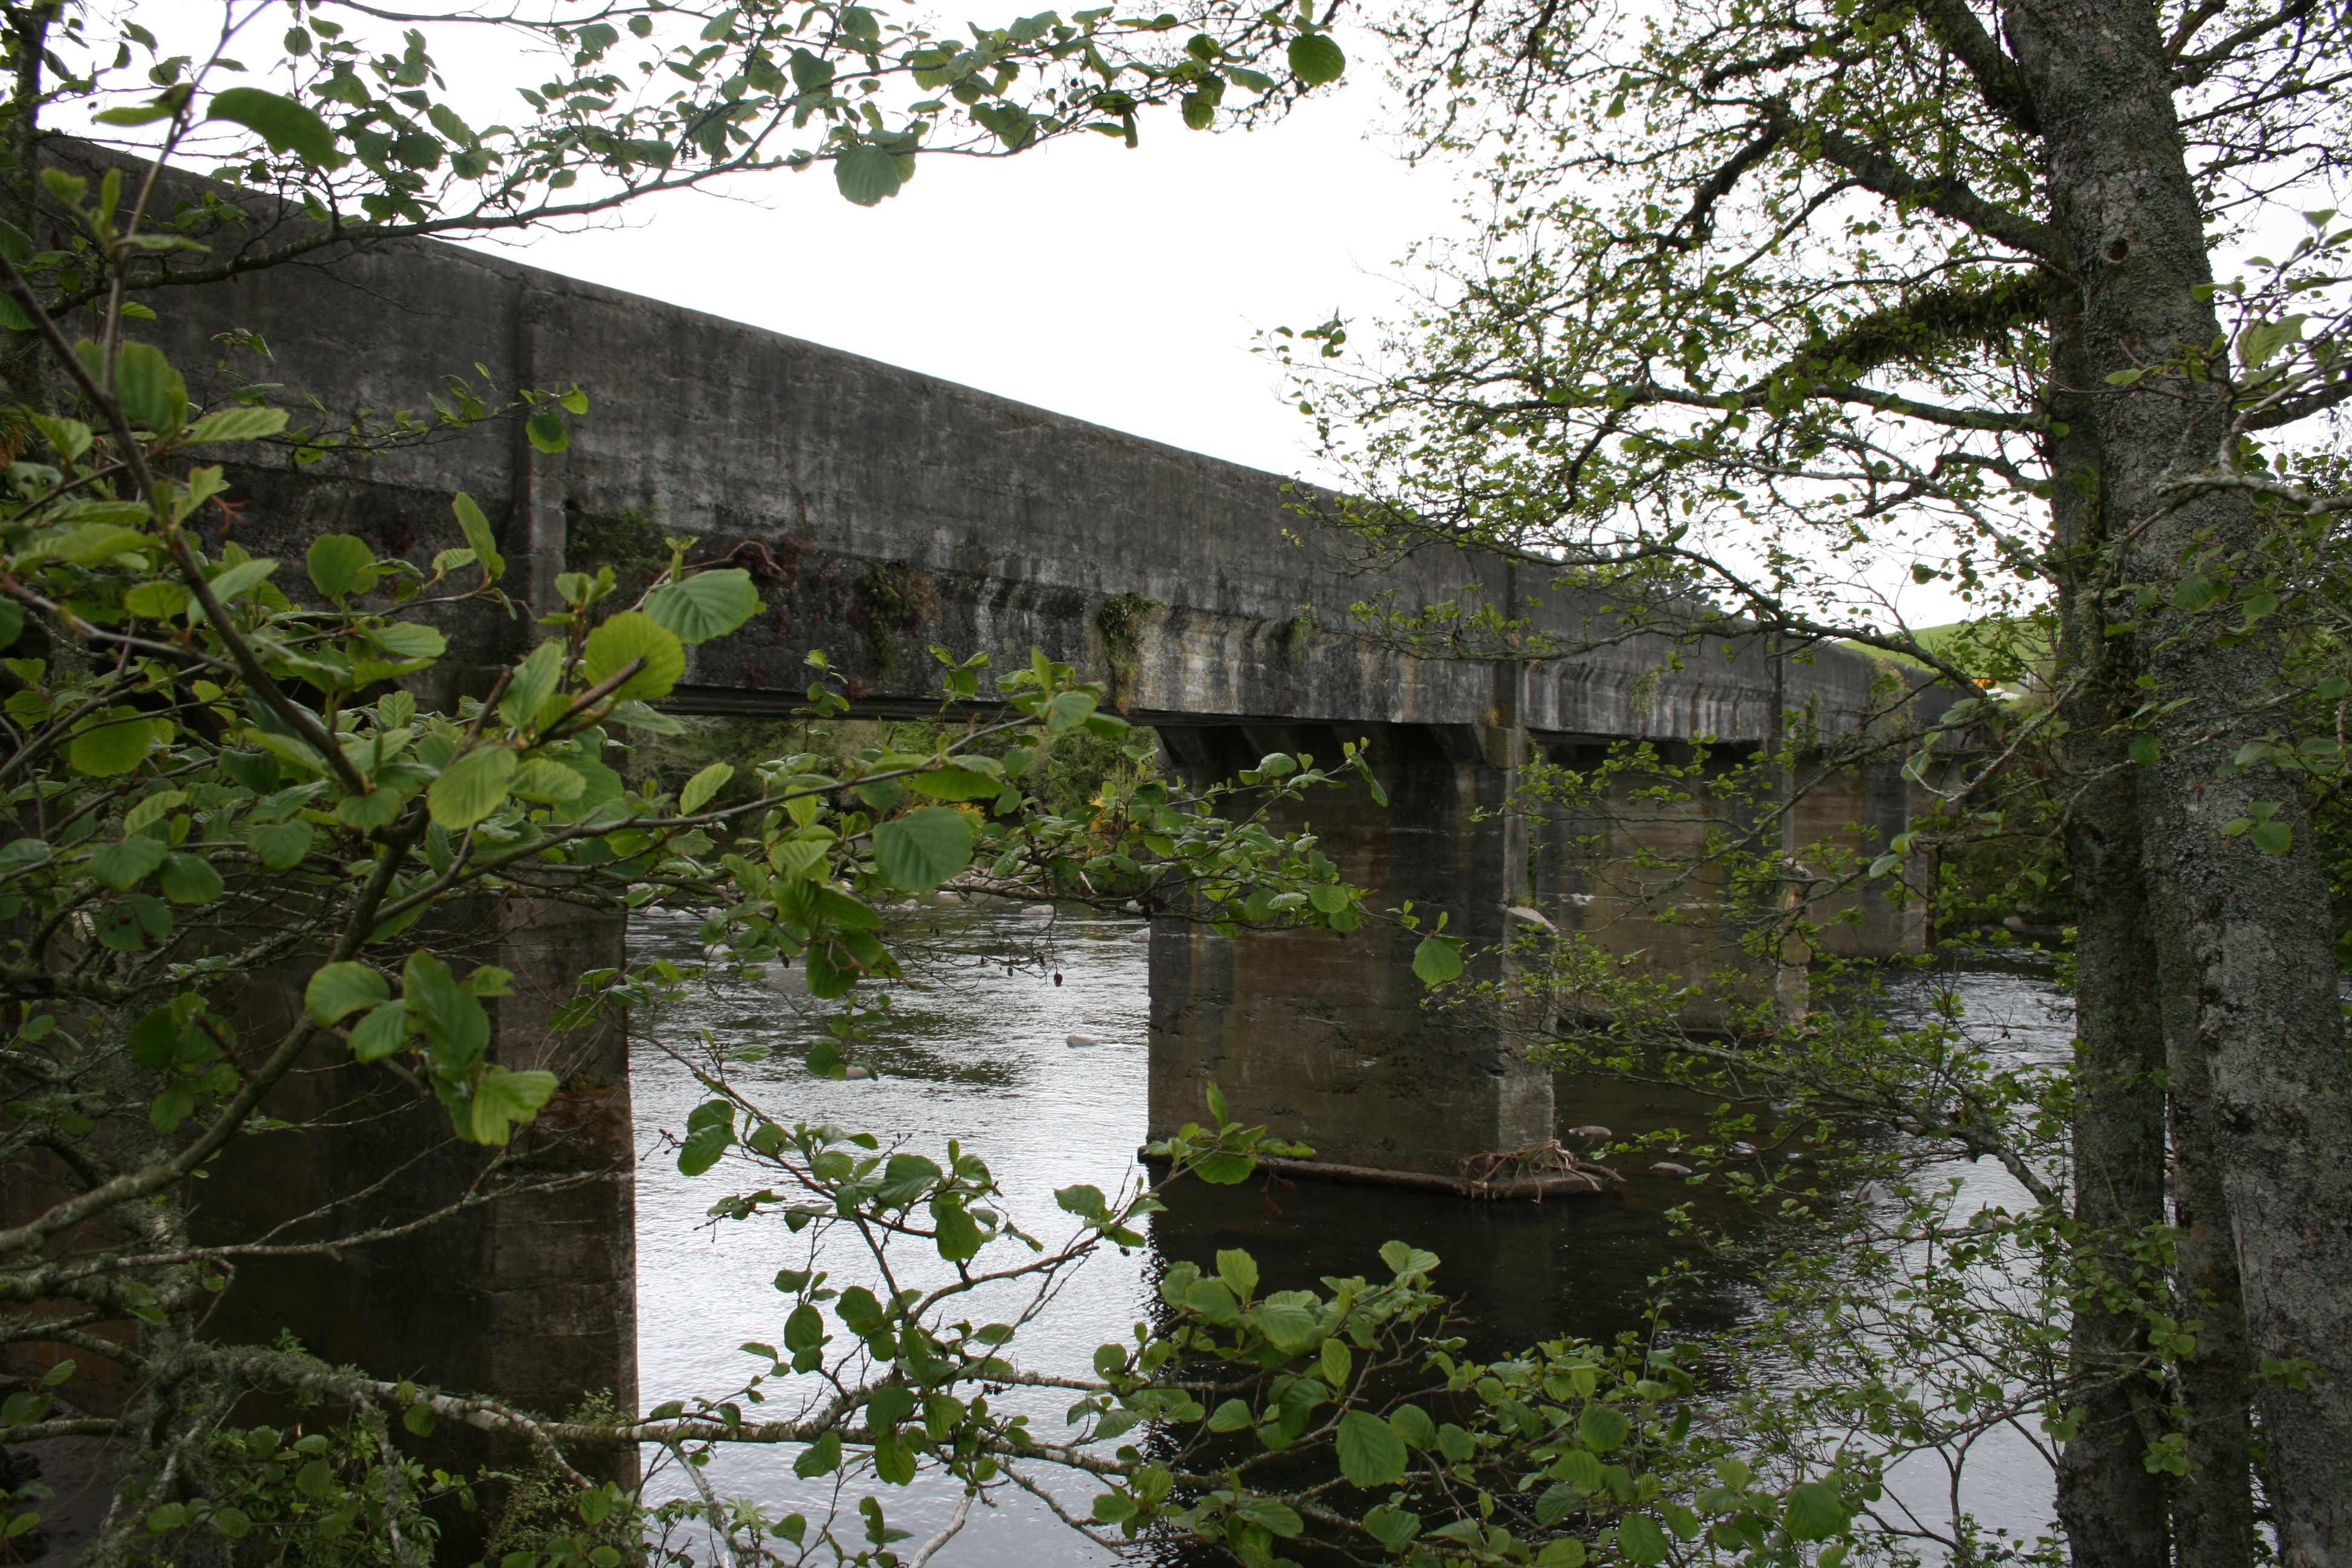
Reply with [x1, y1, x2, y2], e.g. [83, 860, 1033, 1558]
[843, 1065, 875, 1080]
[1727, 1142, 1758, 1157]
[1126, 930, 1151, 944]
[1649, 1161, 1694, 1177]
[1023, 903, 1056, 916]
[1065, 1034, 1100, 1048]
[1564, 1125, 1612, 1142]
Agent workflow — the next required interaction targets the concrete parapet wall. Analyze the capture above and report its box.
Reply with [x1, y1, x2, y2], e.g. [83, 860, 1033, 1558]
[140, 218, 1887, 739]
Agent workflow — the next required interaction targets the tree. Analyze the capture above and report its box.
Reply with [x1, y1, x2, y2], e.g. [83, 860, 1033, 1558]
[1272, 0, 2351, 1558]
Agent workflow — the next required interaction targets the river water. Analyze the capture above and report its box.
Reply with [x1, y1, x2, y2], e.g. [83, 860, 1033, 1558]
[627, 901, 2072, 1563]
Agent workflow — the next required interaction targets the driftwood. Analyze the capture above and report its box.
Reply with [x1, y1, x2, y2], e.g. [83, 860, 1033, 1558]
[1140, 1143, 1625, 1203]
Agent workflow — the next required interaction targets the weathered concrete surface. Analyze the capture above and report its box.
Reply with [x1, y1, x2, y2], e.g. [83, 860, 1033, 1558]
[148, 217, 1883, 745]
[195, 894, 633, 1516]
[1152, 723, 1548, 1175]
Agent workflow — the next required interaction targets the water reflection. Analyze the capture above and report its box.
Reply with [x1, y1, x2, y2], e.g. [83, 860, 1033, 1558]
[630, 905, 2070, 1562]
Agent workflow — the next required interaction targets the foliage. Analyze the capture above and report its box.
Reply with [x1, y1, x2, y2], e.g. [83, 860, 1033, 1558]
[1268, 0, 2352, 1553]
[1420, 737, 2210, 1561]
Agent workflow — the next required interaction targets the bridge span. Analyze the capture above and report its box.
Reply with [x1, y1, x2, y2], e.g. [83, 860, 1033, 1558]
[157, 228, 1932, 1442]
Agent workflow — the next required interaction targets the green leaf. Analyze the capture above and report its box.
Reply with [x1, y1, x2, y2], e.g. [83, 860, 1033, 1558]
[1378, 1239, 1439, 1276]
[88, 834, 168, 890]
[347, 1001, 409, 1062]
[1618, 1515, 1669, 1565]
[1287, 33, 1346, 82]
[500, 640, 566, 730]
[511, 759, 587, 803]
[1205, 1398, 1253, 1431]
[645, 569, 760, 644]
[1045, 690, 1098, 733]
[467, 1066, 558, 1145]
[247, 820, 314, 869]
[1234, 1498, 1301, 1538]
[794, 1431, 841, 1477]
[452, 492, 505, 584]
[525, 407, 569, 453]
[680, 762, 734, 814]
[184, 406, 290, 444]
[1535, 1536, 1587, 1567]
[910, 765, 1002, 800]
[1389, 1402, 1438, 1449]
[0, 599, 21, 650]
[932, 1197, 983, 1260]
[338, 787, 404, 831]
[1250, 1296, 1321, 1353]
[1578, 1403, 1630, 1453]
[1336, 1408, 1409, 1488]
[70, 708, 154, 776]
[113, 342, 188, 434]
[1364, 1505, 1422, 1550]
[2250, 820, 2293, 854]
[306, 961, 390, 1026]
[678, 1111, 734, 1175]
[158, 852, 224, 905]
[872, 806, 974, 890]
[125, 581, 188, 619]
[835, 143, 904, 205]
[427, 745, 517, 830]
[1412, 936, 1464, 986]
[1781, 1481, 1847, 1541]
[127, 1006, 181, 1068]
[1216, 1248, 1259, 1299]
[209, 558, 280, 602]
[307, 534, 379, 599]
[607, 700, 683, 734]
[2129, 734, 2159, 766]
[582, 611, 686, 702]
[207, 87, 340, 164]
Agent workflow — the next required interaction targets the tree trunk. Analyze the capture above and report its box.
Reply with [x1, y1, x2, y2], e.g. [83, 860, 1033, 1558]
[2155, 898, 2258, 1568]
[2045, 283, 2169, 1568]
[2007, 0, 2352, 1558]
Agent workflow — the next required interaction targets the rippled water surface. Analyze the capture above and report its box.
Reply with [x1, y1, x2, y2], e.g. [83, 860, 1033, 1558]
[630, 904, 2072, 1562]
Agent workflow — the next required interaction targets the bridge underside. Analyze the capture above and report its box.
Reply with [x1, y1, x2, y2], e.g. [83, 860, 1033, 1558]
[1146, 720, 1917, 1176]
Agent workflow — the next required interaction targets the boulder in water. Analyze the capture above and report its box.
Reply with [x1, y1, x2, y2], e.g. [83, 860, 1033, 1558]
[1023, 903, 1056, 916]
[1564, 1125, 1612, 1143]
[1649, 1161, 1694, 1177]
[1065, 1034, 1101, 1048]
[1126, 930, 1151, 944]
[843, 1065, 875, 1080]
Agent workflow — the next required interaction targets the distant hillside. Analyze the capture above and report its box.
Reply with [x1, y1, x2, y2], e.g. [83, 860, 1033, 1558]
[1841, 614, 2053, 685]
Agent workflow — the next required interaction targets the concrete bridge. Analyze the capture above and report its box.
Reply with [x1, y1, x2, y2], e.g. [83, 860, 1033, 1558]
[148, 229, 1929, 1442]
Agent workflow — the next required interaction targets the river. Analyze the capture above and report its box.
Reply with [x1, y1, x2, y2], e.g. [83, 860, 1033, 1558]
[627, 900, 2071, 1563]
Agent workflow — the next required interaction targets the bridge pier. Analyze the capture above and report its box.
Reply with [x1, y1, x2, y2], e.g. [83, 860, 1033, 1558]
[1149, 721, 1552, 1175]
